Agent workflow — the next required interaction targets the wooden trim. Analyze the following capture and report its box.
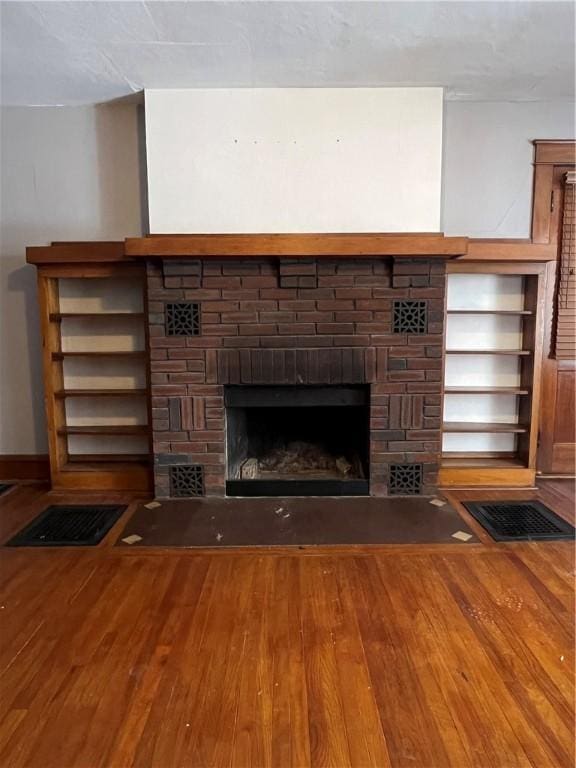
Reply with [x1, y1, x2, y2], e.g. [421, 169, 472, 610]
[447, 310, 533, 316]
[533, 140, 576, 165]
[37, 263, 142, 279]
[0, 455, 50, 482]
[531, 164, 555, 243]
[532, 165, 571, 246]
[458, 240, 557, 262]
[50, 313, 145, 321]
[445, 349, 531, 356]
[447, 261, 547, 276]
[438, 466, 536, 487]
[441, 452, 521, 461]
[27, 234, 563, 265]
[52, 351, 147, 361]
[27, 241, 131, 265]
[125, 233, 468, 258]
[49, 241, 125, 246]
[54, 389, 148, 398]
[518, 271, 547, 471]
[444, 386, 530, 394]
[37, 272, 66, 487]
[531, 141, 575, 245]
[442, 422, 528, 433]
[51, 465, 151, 492]
[57, 426, 149, 436]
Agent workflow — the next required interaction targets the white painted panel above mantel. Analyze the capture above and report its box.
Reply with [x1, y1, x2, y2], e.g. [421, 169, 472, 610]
[144, 88, 443, 234]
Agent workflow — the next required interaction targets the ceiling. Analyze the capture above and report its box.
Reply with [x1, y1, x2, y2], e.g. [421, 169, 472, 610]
[1, 1, 574, 106]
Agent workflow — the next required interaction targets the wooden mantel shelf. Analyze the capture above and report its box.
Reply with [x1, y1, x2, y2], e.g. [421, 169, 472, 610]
[124, 233, 468, 259]
[27, 233, 559, 265]
[27, 241, 129, 265]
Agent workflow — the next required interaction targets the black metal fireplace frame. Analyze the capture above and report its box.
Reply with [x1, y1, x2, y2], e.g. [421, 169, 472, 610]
[224, 385, 370, 497]
[226, 478, 369, 497]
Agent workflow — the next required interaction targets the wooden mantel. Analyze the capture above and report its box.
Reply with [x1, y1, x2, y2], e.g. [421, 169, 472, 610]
[124, 233, 468, 258]
[26, 233, 558, 265]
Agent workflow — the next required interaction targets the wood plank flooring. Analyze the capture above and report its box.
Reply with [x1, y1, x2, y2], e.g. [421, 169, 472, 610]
[0, 480, 573, 767]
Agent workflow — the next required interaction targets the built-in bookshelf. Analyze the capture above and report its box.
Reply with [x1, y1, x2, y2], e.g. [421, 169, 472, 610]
[37, 261, 151, 491]
[440, 263, 546, 486]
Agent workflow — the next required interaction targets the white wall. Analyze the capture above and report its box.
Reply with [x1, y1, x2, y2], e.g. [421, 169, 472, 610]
[0, 96, 574, 455]
[0, 103, 142, 454]
[442, 101, 575, 238]
[145, 88, 443, 234]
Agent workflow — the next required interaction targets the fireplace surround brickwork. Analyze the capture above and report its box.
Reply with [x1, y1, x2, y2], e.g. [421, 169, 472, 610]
[147, 256, 446, 497]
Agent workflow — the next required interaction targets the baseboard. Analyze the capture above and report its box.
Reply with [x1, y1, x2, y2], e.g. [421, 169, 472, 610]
[0, 455, 50, 482]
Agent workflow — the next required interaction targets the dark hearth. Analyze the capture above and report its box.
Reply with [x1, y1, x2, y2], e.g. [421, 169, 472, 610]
[118, 495, 479, 547]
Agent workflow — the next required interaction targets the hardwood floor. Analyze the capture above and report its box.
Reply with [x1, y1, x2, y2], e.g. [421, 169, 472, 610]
[0, 480, 573, 767]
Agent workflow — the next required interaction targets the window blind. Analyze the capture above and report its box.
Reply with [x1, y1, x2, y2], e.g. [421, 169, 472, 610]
[555, 172, 576, 360]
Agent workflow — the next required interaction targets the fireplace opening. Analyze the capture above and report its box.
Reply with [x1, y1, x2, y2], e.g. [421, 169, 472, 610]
[225, 385, 370, 497]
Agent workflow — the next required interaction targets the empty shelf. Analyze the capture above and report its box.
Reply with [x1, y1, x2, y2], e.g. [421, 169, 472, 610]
[442, 422, 528, 433]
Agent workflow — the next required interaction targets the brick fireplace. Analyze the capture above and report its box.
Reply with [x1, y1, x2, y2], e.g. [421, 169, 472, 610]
[145, 241, 449, 498]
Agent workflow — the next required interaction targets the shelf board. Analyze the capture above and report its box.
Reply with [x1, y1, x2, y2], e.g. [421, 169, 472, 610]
[67, 454, 149, 465]
[125, 233, 468, 258]
[52, 351, 146, 360]
[443, 421, 528, 433]
[50, 312, 145, 321]
[58, 425, 149, 436]
[447, 310, 533, 316]
[444, 386, 530, 395]
[446, 349, 531, 356]
[441, 455, 527, 469]
[55, 389, 147, 398]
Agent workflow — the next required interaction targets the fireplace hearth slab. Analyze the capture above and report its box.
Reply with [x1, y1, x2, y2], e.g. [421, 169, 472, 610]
[115, 496, 477, 548]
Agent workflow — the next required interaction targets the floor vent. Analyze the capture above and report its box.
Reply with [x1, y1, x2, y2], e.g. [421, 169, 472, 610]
[6, 505, 126, 547]
[463, 500, 575, 542]
[0, 484, 12, 496]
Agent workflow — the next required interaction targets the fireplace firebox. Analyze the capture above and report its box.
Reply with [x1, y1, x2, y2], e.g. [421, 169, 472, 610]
[225, 386, 369, 496]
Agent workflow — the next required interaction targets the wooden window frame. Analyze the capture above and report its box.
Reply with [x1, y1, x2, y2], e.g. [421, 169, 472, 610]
[531, 140, 576, 245]
[531, 141, 576, 473]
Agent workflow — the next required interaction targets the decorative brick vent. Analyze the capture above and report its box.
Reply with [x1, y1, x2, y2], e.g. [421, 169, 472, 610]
[169, 465, 205, 497]
[166, 302, 201, 336]
[389, 463, 423, 495]
[393, 300, 427, 334]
